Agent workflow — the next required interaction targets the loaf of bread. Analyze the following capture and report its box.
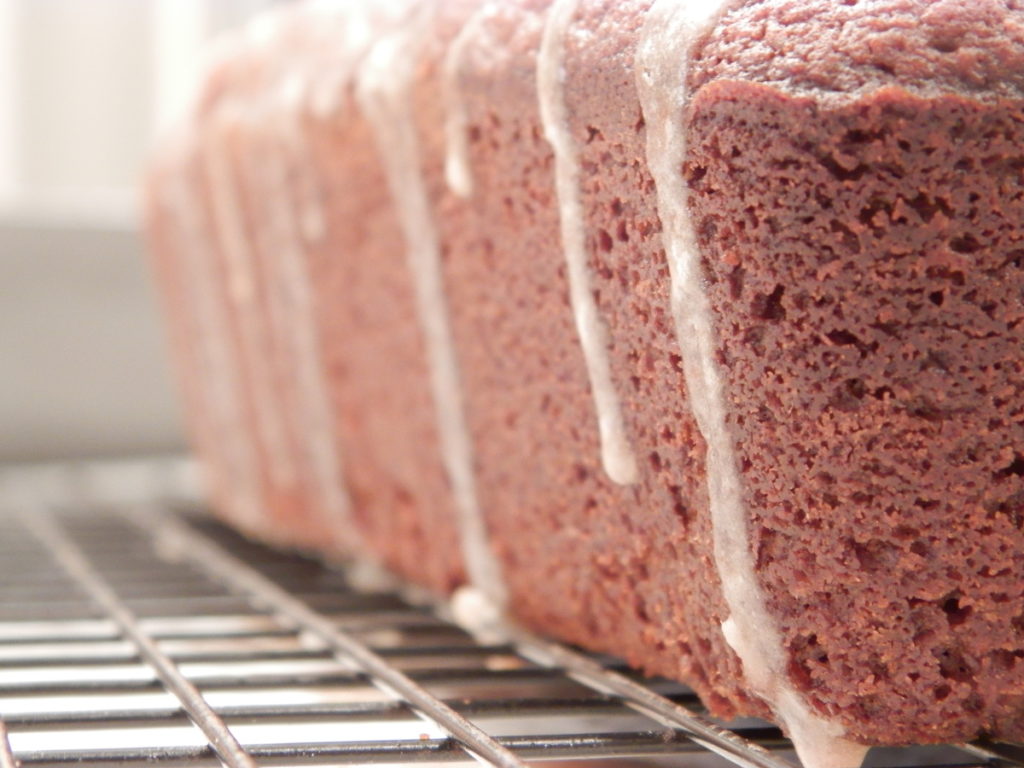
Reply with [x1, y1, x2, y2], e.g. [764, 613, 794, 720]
[144, 1, 1024, 764]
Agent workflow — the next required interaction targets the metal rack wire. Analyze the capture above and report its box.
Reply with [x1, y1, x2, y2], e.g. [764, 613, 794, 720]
[0, 459, 1021, 768]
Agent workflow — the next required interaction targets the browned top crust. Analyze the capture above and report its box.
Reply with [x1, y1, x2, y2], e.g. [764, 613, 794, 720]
[697, 0, 1024, 101]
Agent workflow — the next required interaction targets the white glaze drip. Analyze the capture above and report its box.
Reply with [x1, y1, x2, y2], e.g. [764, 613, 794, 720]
[201, 3, 363, 544]
[635, 4, 868, 768]
[355, 1, 507, 608]
[261, 106, 356, 541]
[442, 2, 493, 198]
[306, 3, 378, 119]
[203, 115, 296, 490]
[268, 37, 360, 540]
[538, 0, 639, 486]
[451, 585, 506, 644]
[280, 75, 327, 244]
[166, 169, 263, 532]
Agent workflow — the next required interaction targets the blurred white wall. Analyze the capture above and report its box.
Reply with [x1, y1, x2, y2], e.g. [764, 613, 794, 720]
[0, 0, 273, 461]
[0, 0, 272, 215]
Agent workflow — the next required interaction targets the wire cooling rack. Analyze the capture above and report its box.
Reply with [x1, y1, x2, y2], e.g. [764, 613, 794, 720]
[0, 459, 1021, 768]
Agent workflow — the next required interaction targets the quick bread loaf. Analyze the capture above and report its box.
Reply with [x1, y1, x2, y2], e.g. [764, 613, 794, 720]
[144, 2, 1024, 765]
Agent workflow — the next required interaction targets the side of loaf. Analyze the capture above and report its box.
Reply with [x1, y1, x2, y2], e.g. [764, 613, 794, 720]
[144, 1, 1024, 764]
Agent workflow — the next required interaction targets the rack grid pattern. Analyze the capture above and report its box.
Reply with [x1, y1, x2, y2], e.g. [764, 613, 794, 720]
[0, 459, 1022, 768]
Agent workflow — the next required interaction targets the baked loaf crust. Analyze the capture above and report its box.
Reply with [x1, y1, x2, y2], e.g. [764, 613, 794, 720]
[144, 1, 1024, 764]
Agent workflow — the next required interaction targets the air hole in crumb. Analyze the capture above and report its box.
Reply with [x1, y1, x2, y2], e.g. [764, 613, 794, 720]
[923, 349, 952, 373]
[687, 165, 707, 185]
[727, 266, 745, 300]
[1001, 249, 1024, 270]
[942, 595, 972, 627]
[649, 452, 662, 473]
[935, 645, 974, 682]
[908, 399, 946, 422]
[852, 538, 891, 571]
[928, 290, 945, 306]
[598, 228, 613, 252]
[830, 220, 861, 253]
[819, 154, 870, 182]
[950, 234, 983, 254]
[634, 594, 650, 622]
[752, 284, 786, 321]
[906, 192, 953, 222]
[616, 220, 629, 243]
[993, 649, 1024, 670]
[859, 199, 891, 228]
[934, 684, 951, 701]
[995, 454, 1024, 480]
[826, 329, 862, 347]
[668, 485, 690, 528]
[832, 378, 866, 411]
[843, 129, 876, 144]
[965, 693, 985, 713]
[788, 634, 830, 691]
[989, 491, 1024, 529]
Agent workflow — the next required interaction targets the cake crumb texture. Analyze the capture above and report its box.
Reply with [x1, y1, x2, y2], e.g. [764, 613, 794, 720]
[691, 0, 1024, 742]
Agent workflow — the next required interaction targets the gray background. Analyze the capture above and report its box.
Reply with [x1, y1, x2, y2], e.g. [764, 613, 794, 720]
[0, 0, 272, 461]
[0, 215, 183, 461]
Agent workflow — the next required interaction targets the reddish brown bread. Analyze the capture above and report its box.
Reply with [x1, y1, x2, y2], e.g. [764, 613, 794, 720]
[144, 0, 1024, 762]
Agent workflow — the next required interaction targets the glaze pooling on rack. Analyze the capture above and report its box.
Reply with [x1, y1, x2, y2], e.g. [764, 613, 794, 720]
[354, 0, 508, 608]
[635, 3, 868, 768]
[538, 0, 640, 487]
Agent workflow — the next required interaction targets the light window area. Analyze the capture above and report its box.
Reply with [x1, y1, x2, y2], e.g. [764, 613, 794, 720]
[0, 0, 271, 462]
